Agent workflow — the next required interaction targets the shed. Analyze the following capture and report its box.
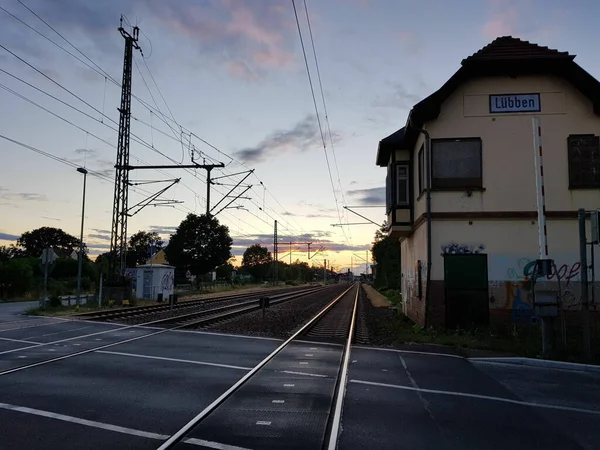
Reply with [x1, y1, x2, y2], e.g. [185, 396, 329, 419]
[135, 264, 175, 301]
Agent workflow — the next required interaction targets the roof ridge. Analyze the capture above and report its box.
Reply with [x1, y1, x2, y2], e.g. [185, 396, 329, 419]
[462, 36, 573, 65]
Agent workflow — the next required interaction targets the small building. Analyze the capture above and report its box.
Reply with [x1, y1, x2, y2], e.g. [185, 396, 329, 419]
[376, 36, 600, 329]
[135, 264, 175, 301]
[146, 249, 168, 265]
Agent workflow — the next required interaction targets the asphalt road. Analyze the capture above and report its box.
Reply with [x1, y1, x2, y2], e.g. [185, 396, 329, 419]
[0, 319, 598, 449]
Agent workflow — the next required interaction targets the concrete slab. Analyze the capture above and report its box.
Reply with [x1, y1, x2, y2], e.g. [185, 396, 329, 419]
[0, 351, 248, 437]
[337, 346, 600, 450]
[0, 320, 122, 342]
[0, 407, 159, 450]
[179, 342, 342, 450]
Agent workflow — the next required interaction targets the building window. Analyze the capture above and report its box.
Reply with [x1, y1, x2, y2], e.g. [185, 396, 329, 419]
[396, 164, 409, 206]
[386, 165, 393, 212]
[431, 138, 482, 189]
[418, 145, 424, 194]
[568, 134, 600, 188]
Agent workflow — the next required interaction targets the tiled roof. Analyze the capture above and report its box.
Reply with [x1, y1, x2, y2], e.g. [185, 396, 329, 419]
[462, 36, 574, 64]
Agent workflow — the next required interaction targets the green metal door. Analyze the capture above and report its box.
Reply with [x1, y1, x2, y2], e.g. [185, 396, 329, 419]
[444, 254, 489, 329]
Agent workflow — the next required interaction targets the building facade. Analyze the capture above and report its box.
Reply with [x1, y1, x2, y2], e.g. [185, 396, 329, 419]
[376, 36, 600, 328]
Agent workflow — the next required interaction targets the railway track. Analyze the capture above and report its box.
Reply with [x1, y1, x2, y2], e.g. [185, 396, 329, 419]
[147, 285, 332, 329]
[157, 283, 362, 450]
[73, 285, 321, 324]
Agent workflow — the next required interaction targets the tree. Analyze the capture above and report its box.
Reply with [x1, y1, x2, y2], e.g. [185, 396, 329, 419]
[242, 244, 272, 267]
[0, 259, 34, 299]
[0, 245, 23, 262]
[241, 244, 272, 280]
[17, 227, 85, 258]
[127, 231, 163, 266]
[371, 222, 401, 289]
[164, 214, 232, 276]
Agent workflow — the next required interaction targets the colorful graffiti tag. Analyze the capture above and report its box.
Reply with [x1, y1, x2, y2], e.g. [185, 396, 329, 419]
[504, 282, 537, 324]
[507, 258, 580, 284]
[440, 243, 485, 256]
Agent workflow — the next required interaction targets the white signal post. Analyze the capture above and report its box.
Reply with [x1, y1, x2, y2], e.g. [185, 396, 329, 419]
[532, 117, 549, 260]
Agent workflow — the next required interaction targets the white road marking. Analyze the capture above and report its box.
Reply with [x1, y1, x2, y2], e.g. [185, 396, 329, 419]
[0, 402, 250, 449]
[280, 370, 328, 378]
[17, 356, 27, 359]
[272, 400, 285, 404]
[305, 354, 313, 357]
[349, 379, 600, 416]
[0, 323, 147, 356]
[256, 421, 271, 426]
[47, 349, 56, 352]
[352, 345, 464, 359]
[309, 347, 318, 350]
[0, 337, 42, 345]
[0, 317, 75, 333]
[139, 326, 284, 342]
[184, 438, 252, 450]
[382, 369, 388, 372]
[283, 383, 295, 387]
[96, 350, 252, 371]
[299, 361, 308, 365]
[31, 325, 94, 339]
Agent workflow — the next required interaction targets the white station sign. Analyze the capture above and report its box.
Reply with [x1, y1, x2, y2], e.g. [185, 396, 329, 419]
[489, 93, 541, 113]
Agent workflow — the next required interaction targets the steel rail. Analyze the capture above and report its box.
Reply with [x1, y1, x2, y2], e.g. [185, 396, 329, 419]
[156, 283, 358, 449]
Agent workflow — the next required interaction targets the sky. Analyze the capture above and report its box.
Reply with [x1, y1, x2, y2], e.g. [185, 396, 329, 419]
[0, 0, 598, 273]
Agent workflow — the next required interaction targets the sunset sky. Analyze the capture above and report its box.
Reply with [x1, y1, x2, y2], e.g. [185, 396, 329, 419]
[0, 0, 597, 273]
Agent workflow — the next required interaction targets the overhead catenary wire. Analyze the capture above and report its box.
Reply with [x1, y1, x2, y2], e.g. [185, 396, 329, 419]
[291, 0, 349, 246]
[3, 3, 312, 242]
[302, 0, 352, 243]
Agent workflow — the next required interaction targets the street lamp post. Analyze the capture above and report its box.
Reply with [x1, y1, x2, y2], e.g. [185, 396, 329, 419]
[76, 167, 88, 306]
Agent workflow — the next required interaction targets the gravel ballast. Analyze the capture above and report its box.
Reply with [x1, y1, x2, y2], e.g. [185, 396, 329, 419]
[201, 284, 350, 339]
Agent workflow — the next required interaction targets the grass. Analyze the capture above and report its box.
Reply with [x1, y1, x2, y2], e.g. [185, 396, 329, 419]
[372, 288, 600, 364]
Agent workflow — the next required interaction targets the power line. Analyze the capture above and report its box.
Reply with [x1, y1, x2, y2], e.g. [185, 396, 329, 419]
[5, 4, 311, 240]
[302, 0, 351, 243]
[291, 0, 349, 245]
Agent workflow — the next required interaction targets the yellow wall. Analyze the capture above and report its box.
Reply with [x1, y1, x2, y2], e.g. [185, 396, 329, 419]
[399, 73, 600, 318]
[418, 75, 600, 213]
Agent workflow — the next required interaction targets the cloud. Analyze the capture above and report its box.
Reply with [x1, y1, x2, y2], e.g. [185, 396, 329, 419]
[235, 115, 322, 163]
[0, 187, 47, 203]
[349, 180, 358, 185]
[41, 216, 61, 221]
[88, 233, 111, 241]
[231, 232, 370, 254]
[148, 225, 178, 235]
[147, 0, 296, 78]
[227, 60, 260, 81]
[395, 31, 422, 54]
[347, 187, 385, 206]
[372, 82, 422, 110]
[481, 0, 558, 40]
[0, 232, 19, 241]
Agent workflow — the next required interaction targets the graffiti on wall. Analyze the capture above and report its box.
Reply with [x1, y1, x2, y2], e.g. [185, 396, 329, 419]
[161, 272, 174, 292]
[440, 243, 485, 256]
[504, 282, 537, 324]
[499, 257, 582, 323]
[506, 257, 581, 285]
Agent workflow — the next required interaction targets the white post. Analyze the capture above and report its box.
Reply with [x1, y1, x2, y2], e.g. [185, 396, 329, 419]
[98, 274, 103, 308]
[532, 117, 549, 259]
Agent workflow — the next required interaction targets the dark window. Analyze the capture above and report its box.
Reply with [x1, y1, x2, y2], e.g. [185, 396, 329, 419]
[418, 145, 424, 194]
[386, 164, 392, 212]
[568, 134, 600, 188]
[431, 138, 482, 189]
[396, 164, 409, 206]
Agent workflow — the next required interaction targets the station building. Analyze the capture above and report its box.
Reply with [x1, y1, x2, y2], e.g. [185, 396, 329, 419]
[376, 36, 600, 328]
